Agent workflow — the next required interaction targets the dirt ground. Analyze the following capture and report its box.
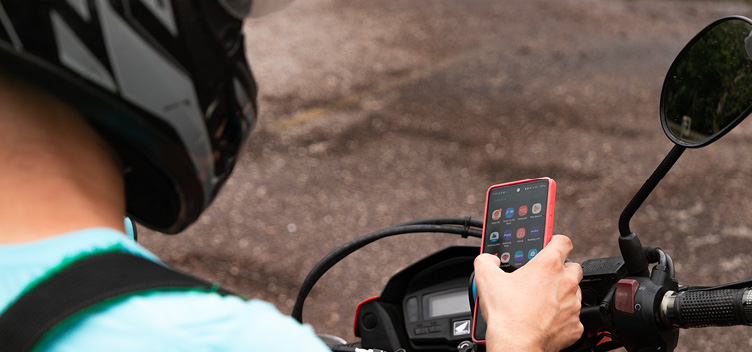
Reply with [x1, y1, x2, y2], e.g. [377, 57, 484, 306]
[140, 0, 752, 350]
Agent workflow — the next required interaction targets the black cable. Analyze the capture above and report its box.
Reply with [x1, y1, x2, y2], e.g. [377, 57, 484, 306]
[656, 248, 674, 278]
[389, 217, 483, 229]
[292, 219, 482, 323]
[685, 280, 752, 291]
[644, 246, 675, 279]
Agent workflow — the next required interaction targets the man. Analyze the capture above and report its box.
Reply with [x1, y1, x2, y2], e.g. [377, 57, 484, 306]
[0, 66, 330, 351]
[0, 1, 581, 351]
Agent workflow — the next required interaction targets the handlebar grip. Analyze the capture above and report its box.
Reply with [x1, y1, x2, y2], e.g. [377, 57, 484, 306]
[664, 288, 752, 328]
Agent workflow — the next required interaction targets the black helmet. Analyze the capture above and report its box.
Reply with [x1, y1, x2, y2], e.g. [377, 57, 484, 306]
[0, 0, 287, 233]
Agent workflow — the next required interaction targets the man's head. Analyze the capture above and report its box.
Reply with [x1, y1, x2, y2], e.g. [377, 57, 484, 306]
[0, 1, 286, 233]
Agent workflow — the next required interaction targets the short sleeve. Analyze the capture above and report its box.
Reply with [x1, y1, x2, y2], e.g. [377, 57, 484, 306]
[37, 292, 331, 351]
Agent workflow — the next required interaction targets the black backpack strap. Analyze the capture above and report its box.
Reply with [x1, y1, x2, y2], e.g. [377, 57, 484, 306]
[0, 252, 234, 352]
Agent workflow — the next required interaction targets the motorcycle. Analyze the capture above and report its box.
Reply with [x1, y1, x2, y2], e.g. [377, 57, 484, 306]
[291, 16, 752, 352]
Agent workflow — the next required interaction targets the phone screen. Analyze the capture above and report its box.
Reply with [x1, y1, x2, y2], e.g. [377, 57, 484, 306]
[483, 179, 552, 272]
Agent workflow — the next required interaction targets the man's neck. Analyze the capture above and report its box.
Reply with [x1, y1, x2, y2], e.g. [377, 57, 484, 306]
[0, 74, 125, 243]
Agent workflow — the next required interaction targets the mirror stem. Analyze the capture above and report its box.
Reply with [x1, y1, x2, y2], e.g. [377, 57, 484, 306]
[618, 144, 686, 237]
[618, 144, 685, 276]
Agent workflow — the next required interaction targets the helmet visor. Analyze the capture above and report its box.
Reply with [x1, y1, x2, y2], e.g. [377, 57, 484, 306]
[219, 0, 294, 19]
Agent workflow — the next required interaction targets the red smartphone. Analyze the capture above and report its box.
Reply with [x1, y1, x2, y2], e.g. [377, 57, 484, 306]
[471, 177, 557, 344]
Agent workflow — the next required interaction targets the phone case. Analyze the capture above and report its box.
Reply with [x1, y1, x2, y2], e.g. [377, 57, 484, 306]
[471, 177, 556, 344]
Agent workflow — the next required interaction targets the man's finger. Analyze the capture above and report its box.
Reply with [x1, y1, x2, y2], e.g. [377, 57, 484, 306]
[536, 235, 573, 264]
[474, 253, 502, 283]
[564, 261, 583, 282]
[474, 253, 501, 270]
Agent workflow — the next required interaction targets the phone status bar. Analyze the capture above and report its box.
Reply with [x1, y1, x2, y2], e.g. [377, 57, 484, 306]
[490, 183, 547, 197]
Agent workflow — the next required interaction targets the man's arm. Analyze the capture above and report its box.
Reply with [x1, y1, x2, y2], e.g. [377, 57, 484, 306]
[474, 235, 583, 352]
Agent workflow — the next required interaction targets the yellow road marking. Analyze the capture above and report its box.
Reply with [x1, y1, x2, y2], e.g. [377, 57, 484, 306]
[273, 48, 483, 130]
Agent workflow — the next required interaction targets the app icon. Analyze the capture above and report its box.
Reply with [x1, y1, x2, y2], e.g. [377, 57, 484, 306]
[505, 208, 515, 219]
[516, 228, 526, 239]
[492, 209, 502, 220]
[518, 205, 528, 216]
[528, 248, 538, 259]
[532, 203, 542, 214]
[529, 226, 540, 237]
[514, 251, 524, 262]
[500, 252, 511, 263]
[503, 230, 513, 241]
[489, 232, 499, 243]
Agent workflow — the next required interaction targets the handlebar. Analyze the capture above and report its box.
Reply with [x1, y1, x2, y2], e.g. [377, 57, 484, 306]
[662, 288, 752, 328]
[305, 216, 752, 352]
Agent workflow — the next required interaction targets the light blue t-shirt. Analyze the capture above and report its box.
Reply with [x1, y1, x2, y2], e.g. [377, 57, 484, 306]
[0, 228, 330, 351]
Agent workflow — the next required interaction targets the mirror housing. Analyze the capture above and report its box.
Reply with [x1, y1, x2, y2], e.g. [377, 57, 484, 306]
[661, 16, 752, 147]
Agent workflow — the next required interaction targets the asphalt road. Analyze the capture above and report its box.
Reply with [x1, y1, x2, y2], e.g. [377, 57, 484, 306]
[141, 0, 752, 350]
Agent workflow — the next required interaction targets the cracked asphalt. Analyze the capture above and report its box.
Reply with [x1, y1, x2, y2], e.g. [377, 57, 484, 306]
[140, 1, 752, 349]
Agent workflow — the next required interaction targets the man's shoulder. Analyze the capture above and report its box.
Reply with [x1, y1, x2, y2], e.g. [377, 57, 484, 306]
[0, 228, 152, 312]
[40, 291, 330, 351]
[0, 228, 330, 351]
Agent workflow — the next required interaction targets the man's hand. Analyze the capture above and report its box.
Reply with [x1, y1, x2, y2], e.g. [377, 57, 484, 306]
[474, 235, 583, 352]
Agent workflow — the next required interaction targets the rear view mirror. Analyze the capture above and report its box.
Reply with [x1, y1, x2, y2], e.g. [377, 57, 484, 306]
[661, 16, 752, 147]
